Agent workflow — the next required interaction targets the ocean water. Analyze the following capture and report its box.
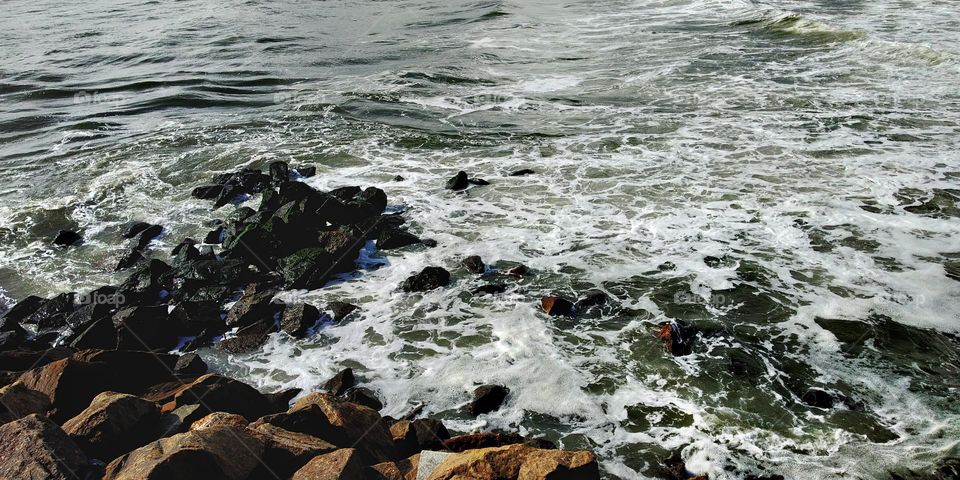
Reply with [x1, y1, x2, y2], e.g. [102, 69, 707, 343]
[2, 0, 960, 478]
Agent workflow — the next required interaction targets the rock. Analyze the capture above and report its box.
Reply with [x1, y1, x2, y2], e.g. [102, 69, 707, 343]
[445, 171, 469, 191]
[801, 388, 836, 409]
[472, 284, 506, 295]
[425, 444, 599, 480]
[269, 161, 290, 184]
[115, 249, 146, 271]
[327, 301, 358, 322]
[370, 454, 420, 480]
[401, 267, 451, 292]
[253, 423, 337, 477]
[575, 290, 609, 311]
[73, 349, 180, 394]
[103, 425, 264, 480]
[264, 388, 302, 413]
[170, 301, 223, 336]
[167, 373, 274, 421]
[421, 238, 438, 248]
[324, 368, 355, 396]
[292, 448, 365, 480]
[469, 178, 489, 186]
[62, 392, 161, 461]
[391, 419, 450, 457]
[441, 432, 526, 452]
[657, 261, 676, 271]
[135, 224, 163, 250]
[0, 318, 27, 348]
[174, 353, 208, 377]
[393, 175, 405, 182]
[17, 358, 110, 423]
[507, 265, 529, 277]
[192, 185, 224, 200]
[704, 255, 722, 268]
[465, 384, 510, 416]
[203, 226, 225, 244]
[289, 392, 398, 464]
[68, 317, 119, 350]
[156, 404, 204, 437]
[123, 221, 152, 239]
[190, 412, 248, 431]
[1, 295, 45, 323]
[0, 414, 92, 480]
[216, 319, 277, 353]
[510, 169, 536, 176]
[343, 387, 382, 411]
[0, 382, 51, 423]
[541, 296, 575, 317]
[293, 165, 316, 178]
[224, 284, 279, 329]
[113, 306, 179, 351]
[280, 248, 340, 289]
[656, 321, 693, 356]
[356, 187, 388, 214]
[281, 303, 321, 338]
[20, 292, 77, 327]
[462, 255, 485, 274]
[53, 229, 83, 246]
[0, 346, 73, 373]
[377, 229, 421, 250]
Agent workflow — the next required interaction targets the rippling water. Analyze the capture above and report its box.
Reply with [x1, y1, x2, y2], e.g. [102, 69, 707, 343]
[3, 0, 960, 478]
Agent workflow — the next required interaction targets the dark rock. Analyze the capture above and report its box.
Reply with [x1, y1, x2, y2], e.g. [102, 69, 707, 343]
[472, 284, 507, 295]
[656, 321, 693, 356]
[253, 422, 337, 477]
[421, 238, 438, 247]
[167, 373, 273, 421]
[465, 384, 509, 416]
[507, 264, 529, 277]
[469, 178, 490, 186]
[704, 255, 722, 268]
[204, 226, 225, 244]
[355, 187, 388, 213]
[446, 171, 469, 191]
[17, 358, 111, 422]
[0, 414, 92, 480]
[225, 284, 279, 329]
[324, 368, 355, 396]
[135, 224, 163, 250]
[216, 319, 277, 354]
[191, 185, 224, 200]
[62, 391, 161, 461]
[0, 382, 51, 423]
[801, 388, 836, 409]
[67, 317, 118, 350]
[541, 296, 576, 316]
[113, 306, 179, 351]
[657, 261, 677, 271]
[174, 353, 208, 377]
[391, 418, 450, 457]
[53, 229, 82, 246]
[0, 346, 73, 373]
[123, 221, 152, 239]
[393, 175, 405, 181]
[73, 350, 180, 395]
[327, 301, 358, 322]
[510, 169, 535, 176]
[575, 290, 610, 311]
[264, 388, 302, 413]
[269, 161, 290, 184]
[21, 292, 77, 327]
[293, 165, 316, 178]
[115, 248, 145, 271]
[377, 228, 421, 250]
[171, 238, 198, 256]
[0, 330, 26, 349]
[329, 186, 362, 202]
[401, 266, 451, 292]
[281, 303, 320, 338]
[2, 295, 45, 323]
[344, 387, 382, 411]
[441, 432, 526, 452]
[170, 301, 223, 336]
[462, 255, 485, 274]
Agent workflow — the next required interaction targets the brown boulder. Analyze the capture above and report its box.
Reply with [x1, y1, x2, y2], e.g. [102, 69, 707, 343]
[0, 382, 50, 423]
[290, 392, 398, 464]
[62, 392, 161, 461]
[253, 422, 337, 477]
[167, 373, 273, 421]
[103, 425, 264, 480]
[0, 414, 92, 480]
[189, 412, 248, 431]
[540, 296, 575, 317]
[391, 419, 450, 457]
[464, 384, 510, 416]
[291, 448, 365, 480]
[370, 454, 420, 480]
[16, 358, 110, 422]
[425, 444, 599, 480]
[323, 367, 355, 396]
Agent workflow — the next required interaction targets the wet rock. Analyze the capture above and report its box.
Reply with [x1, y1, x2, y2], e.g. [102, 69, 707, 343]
[269, 161, 290, 184]
[657, 261, 677, 271]
[192, 185, 224, 200]
[0, 318, 28, 347]
[377, 228, 421, 250]
[167, 373, 274, 421]
[288, 392, 399, 464]
[472, 284, 507, 295]
[115, 249, 146, 271]
[264, 388, 302, 413]
[657, 321, 693, 356]
[68, 317, 119, 350]
[281, 303, 321, 338]
[17, 358, 110, 422]
[704, 255, 722, 268]
[253, 422, 337, 477]
[343, 387, 382, 411]
[216, 319, 277, 353]
[174, 353, 208, 377]
[324, 368, 356, 396]
[0, 382, 51, 423]
[393, 175, 405, 181]
[327, 301, 358, 322]
[113, 305, 179, 351]
[20, 292, 77, 327]
[53, 229, 82, 246]
[224, 283, 279, 329]
[391, 419, 449, 457]
[292, 448, 365, 480]
[462, 255, 485, 274]
[0, 346, 73, 373]
[507, 264, 530, 277]
[62, 391, 161, 461]
[293, 165, 316, 178]
[801, 388, 836, 409]
[426, 444, 599, 480]
[464, 384, 509, 416]
[203, 226, 225, 244]
[441, 432, 526, 452]
[281, 247, 340, 289]
[445, 171, 469, 191]
[123, 221, 152, 239]
[103, 425, 264, 480]
[0, 414, 92, 480]
[1, 295, 45, 323]
[421, 238, 438, 247]
[575, 289, 610, 311]
[510, 168, 536, 176]
[401, 266, 451, 292]
[73, 349, 180, 394]
[541, 296, 575, 317]
[469, 177, 489, 186]
[356, 187, 388, 213]
[170, 301, 223, 336]
[135, 224, 163, 250]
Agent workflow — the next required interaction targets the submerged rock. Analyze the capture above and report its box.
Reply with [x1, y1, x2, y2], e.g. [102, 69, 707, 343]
[53, 229, 82, 247]
[377, 228, 421, 250]
[465, 384, 510, 416]
[657, 321, 693, 356]
[446, 171, 469, 191]
[281, 303, 321, 338]
[327, 301, 358, 322]
[401, 267, 451, 292]
[541, 296, 575, 317]
[462, 255, 485, 274]
[473, 284, 507, 295]
[510, 168, 536, 176]
[323, 368, 355, 396]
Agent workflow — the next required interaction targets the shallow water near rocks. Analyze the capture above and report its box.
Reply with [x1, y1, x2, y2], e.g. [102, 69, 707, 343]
[2, 0, 960, 478]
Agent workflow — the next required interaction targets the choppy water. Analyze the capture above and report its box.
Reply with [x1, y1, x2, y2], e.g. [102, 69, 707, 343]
[3, 0, 960, 478]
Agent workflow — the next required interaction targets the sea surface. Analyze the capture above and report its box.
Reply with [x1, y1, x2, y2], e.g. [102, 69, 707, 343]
[2, 0, 960, 478]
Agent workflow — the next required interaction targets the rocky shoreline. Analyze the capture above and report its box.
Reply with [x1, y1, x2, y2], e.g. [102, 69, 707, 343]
[0, 163, 603, 480]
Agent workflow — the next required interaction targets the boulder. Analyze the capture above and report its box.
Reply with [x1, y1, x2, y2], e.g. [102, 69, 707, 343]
[507, 265, 530, 277]
[224, 284, 279, 329]
[510, 169, 536, 176]
[462, 255, 485, 274]
[1, 295, 46, 323]
[391, 419, 450, 457]
[17, 358, 110, 423]
[441, 432, 527, 452]
[541, 296, 575, 317]
[575, 290, 609, 311]
[156, 404, 204, 437]
[169, 301, 223, 335]
[174, 353, 208, 377]
[0, 382, 51, 423]
[291, 448, 365, 480]
[656, 321, 693, 356]
[68, 317, 119, 350]
[280, 248, 339, 289]
[20, 292, 76, 327]
[167, 374, 274, 421]
[192, 185, 224, 200]
[53, 229, 82, 246]
[473, 284, 507, 295]
[0, 414, 92, 480]
[281, 303, 321, 338]
[62, 392, 161, 461]
[113, 306, 179, 351]
[425, 444, 599, 480]
[253, 422, 337, 477]
[215, 319, 277, 354]
[289, 393, 398, 464]
[801, 388, 836, 409]
[72, 349, 179, 394]
[264, 388, 302, 413]
[401, 267, 451, 292]
[344, 387, 383, 411]
[123, 221, 152, 239]
[370, 455, 420, 480]
[0, 346, 73, 373]
[377, 229, 421, 250]
[135, 224, 163, 250]
[328, 301, 359, 322]
[293, 165, 316, 178]
[445, 171, 469, 191]
[103, 425, 265, 480]
[465, 385, 510, 416]
[324, 368, 355, 396]
[269, 161, 290, 184]
[189, 412, 248, 431]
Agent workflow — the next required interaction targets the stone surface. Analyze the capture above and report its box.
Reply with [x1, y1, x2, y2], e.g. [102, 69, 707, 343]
[324, 367, 355, 396]
[289, 392, 398, 464]
[465, 385, 510, 416]
[291, 448, 365, 480]
[541, 296, 575, 317]
[0, 382, 51, 424]
[253, 422, 337, 477]
[401, 267, 451, 292]
[424, 444, 599, 480]
[167, 373, 273, 421]
[62, 391, 161, 461]
[0, 414, 92, 480]
[281, 303, 320, 338]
